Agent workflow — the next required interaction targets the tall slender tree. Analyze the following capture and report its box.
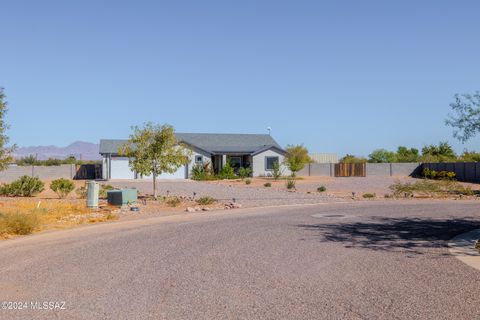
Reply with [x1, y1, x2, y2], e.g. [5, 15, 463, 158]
[0, 88, 16, 170]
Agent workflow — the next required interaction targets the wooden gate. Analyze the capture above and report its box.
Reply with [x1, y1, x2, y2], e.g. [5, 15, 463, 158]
[334, 163, 366, 177]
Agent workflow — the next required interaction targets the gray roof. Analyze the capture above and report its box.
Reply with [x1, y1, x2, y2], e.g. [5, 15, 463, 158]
[100, 133, 285, 155]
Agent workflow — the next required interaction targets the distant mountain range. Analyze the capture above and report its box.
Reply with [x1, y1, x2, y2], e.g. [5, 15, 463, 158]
[14, 141, 101, 160]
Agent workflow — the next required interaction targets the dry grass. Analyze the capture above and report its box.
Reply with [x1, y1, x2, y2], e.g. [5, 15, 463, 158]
[0, 198, 118, 239]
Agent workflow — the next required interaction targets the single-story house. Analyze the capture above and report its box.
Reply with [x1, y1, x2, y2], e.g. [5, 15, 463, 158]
[99, 133, 289, 180]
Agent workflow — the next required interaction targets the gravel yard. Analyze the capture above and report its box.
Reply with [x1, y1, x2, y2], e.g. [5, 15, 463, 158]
[108, 179, 342, 208]
[109, 176, 480, 209]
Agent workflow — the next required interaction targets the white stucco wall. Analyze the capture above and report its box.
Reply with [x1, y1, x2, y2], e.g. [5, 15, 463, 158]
[109, 157, 135, 179]
[186, 152, 211, 178]
[252, 149, 290, 177]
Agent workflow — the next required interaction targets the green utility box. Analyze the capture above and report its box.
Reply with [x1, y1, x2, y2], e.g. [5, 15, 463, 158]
[107, 189, 138, 206]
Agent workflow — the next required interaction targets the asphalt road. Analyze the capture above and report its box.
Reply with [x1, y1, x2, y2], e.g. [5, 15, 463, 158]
[0, 201, 480, 319]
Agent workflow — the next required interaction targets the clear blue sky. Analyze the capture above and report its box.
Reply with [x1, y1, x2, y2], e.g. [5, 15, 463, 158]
[1, 0, 479, 157]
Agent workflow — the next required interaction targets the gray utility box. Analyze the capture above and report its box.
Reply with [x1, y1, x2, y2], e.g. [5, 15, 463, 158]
[107, 189, 138, 206]
[87, 181, 99, 208]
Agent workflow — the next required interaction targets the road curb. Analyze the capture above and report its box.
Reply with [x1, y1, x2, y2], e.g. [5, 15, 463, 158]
[448, 228, 480, 271]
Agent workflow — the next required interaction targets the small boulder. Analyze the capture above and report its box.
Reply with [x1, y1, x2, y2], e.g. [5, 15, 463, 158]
[185, 207, 196, 213]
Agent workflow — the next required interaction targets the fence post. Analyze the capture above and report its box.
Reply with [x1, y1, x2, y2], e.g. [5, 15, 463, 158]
[308, 163, 311, 176]
[390, 163, 393, 176]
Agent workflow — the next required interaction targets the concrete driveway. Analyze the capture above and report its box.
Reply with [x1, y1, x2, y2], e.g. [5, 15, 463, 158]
[0, 201, 479, 319]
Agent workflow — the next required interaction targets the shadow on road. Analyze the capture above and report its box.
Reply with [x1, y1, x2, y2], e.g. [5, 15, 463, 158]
[298, 217, 480, 254]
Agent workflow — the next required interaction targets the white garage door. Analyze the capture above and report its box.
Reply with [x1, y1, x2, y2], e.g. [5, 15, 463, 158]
[140, 165, 187, 180]
[110, 158, 135, 179]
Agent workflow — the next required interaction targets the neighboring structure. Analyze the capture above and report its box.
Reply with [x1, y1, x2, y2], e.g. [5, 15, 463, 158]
[309, 153, 339, 164]
[99, 133, 288, 180]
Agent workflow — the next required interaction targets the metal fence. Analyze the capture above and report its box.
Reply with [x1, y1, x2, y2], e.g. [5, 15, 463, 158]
[422, 162, 480, 183]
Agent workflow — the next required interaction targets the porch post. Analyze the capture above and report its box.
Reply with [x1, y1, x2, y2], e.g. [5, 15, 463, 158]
[222, 154, 227, 168]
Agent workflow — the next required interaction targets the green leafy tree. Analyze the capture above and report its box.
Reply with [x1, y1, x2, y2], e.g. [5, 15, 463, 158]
[396, 146, 420, 163]
[0, 88, 16, 170]
[368, 149, 397, 163]
[459, 150, 480, 162]
[120, 123, 191, 198]
[16, 155, 39, 166]
[339, 154, 367, 163]
[446, 91, 480, 142]
[284, 145, 312, 177]
[420, 142, 457, 163]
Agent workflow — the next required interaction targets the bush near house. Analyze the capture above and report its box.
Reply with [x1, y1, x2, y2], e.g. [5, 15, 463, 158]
[191, 163, 215, 181]
[238, 167, 252, 180]
[245, 179, 252, 185]
[272, 162, 282, 180]
[50, 178, 75, 199]
[264, 182, 271, 187]
[0, 176, 45, 197]
[217, 161, 236, 179]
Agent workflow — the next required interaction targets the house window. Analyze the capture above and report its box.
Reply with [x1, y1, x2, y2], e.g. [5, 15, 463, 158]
[265, 156, 279, 171]
[195, 155, 203, 164]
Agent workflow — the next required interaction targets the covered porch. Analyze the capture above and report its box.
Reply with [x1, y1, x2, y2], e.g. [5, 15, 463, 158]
[211, 154, 252, 174]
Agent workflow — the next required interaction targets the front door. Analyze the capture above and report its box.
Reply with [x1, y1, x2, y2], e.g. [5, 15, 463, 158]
[229, 156, 242, 172]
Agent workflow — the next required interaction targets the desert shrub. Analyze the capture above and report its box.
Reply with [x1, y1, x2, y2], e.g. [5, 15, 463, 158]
[264, 182, 271, 187]
[0, 176, 45, 197]
[422, 168, 456, 181]
[99, 184, 114, 198]
[164, 196, 182, 207]
[196, 196, 217, 205]
[317, 185, 326, 192]
[437, 171, 456, 180]
[422, 168, 437, 179]
[191, 162, 215, 180]
[0, 212, 39, 235]
[389, 180, 471, 197]
[272, 162, 282, 180]
[454, 185, 474, 196]
[238, 167, 252, 180]
[286, 177, 296, 190]
[50, 178, 75, 198]
[362, 193, 376, 199]
[245, 179, 252, 185]
[217, 161, 236, 179]
[76, 186, 87, 199]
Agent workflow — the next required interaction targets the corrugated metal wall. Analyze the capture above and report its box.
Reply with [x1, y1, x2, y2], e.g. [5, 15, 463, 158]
[309, 153, 339, 163]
